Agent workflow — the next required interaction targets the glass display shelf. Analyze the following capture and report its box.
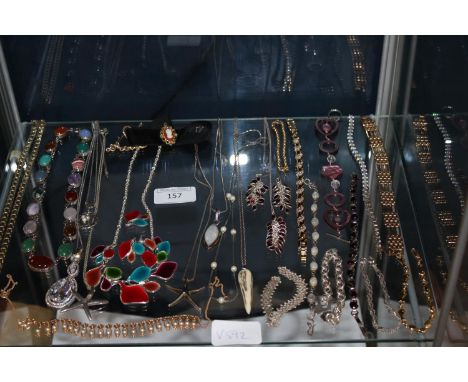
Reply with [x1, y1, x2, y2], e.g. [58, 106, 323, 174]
[0, 115, 461, 346]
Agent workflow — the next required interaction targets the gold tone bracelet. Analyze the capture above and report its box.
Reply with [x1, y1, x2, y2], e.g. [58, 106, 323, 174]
[347, 36, 367, 93]
[286, 119, 307, 265]
[271, 120, 289, 172]
[413, 116, 459, 248]
[361, 116, 436, 334]
[0, 121, 46, 274]
[18, 314, 205, 339]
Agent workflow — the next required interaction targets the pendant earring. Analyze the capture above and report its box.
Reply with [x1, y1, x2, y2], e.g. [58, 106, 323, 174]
[266, 214, 287, 255]
[272, 178, 291, 213]
[245, 174, 268, 211]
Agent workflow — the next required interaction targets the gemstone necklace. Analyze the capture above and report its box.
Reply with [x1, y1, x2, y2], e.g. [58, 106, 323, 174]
[45, 125, 95, 310]
[84, 145, 177, 307]
[51, 123, 109, 319]
[22, 125, 74, 273]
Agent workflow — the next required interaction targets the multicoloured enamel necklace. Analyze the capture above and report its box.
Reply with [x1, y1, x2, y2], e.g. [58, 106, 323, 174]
[85, 144, 177, 307]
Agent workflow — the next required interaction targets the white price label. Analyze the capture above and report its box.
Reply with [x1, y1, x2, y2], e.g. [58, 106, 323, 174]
[211, 320, 262, 346]
[154, 187, 196, 204]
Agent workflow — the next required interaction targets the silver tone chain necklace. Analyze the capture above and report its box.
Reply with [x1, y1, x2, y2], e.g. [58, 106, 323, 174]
[360, 258, 401, 334]
[166, 141, 216, 313]
[234, 122, 254, 315]
[204, 121, 229, 250]
[347, 115, 401, 333]
[433, 113, 465, 212]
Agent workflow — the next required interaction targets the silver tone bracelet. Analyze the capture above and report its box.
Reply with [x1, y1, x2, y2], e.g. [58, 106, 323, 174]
[319, 248, 346, 325]
[305, 179, 320, 335]
[260, 266, 308, 327]
[433, 114, 465, 212]
[346, 115, 382, 255]
[360, 258, 401, 334]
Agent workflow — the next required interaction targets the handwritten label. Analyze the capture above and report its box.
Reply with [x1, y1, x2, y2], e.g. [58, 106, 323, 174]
[154, 187, 196, 205]
[211, 320, 262, 346]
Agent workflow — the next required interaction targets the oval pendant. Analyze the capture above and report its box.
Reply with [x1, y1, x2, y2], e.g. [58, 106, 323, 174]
[45, 278, 77, 309]
[204, 224, 220, 249]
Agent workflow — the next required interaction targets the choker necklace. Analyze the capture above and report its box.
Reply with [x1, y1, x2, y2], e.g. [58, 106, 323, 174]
[286, 119, 307, 265]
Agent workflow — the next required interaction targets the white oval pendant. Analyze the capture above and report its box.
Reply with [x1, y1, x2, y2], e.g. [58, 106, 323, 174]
[204, 224, 220, 249]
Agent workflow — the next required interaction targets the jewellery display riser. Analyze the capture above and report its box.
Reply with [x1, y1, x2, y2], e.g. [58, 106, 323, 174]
[0, 117, 440, 345]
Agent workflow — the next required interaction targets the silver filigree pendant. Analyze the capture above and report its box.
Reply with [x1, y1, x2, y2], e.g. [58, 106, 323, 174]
[266, 214, 287, 255]
[272, 178, 291, 213]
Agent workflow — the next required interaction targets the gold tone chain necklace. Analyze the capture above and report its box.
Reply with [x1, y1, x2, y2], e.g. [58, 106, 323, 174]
[286, 119, 307, 265]
[361, 116, 436, 334]
[0, 120, 45, 275]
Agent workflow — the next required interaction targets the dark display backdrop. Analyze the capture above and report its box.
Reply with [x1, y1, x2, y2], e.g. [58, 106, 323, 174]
[410, 36, 468, 114]
[0, 36, 383, 121]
